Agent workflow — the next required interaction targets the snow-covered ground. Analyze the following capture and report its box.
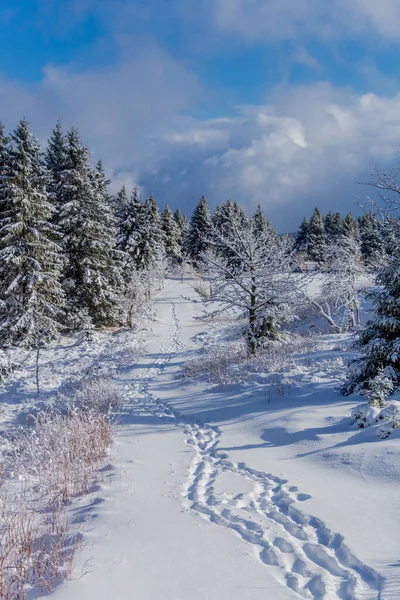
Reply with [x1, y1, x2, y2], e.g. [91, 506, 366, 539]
[2, 278, 399, 600]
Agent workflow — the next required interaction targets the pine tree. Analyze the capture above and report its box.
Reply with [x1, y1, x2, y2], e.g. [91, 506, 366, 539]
[294, 217, 310, 253]
[358, 212, 383, 265]
[58, 128, 121, 328]
[308, 207, 325, 262]
[117, 186, 145, 270]
[0, 119, 64, 348]
[143, 195, 164, 269]
[184, 196, 212, 268]
[113, 185, 128, 224]
[162, 204, 181, 262]
[343, 212, 357, 238]
[342, 254, 400, 395]
[174, 208, 189, 251]
[45, 120, 68, 218]
[252, 205, 275, 238]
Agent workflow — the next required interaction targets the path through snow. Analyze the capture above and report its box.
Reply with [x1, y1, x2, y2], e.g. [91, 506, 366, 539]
[51, 280, 385, 600]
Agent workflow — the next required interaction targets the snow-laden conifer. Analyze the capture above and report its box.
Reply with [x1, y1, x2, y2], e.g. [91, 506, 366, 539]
[162, 204, 181, 263]
[0, 119, 64, 348]
[307, 207, 325, 262]
[294, 217, 310, 253]
[342, 255, 400, 395]
[45, 120, 68, 217]
[184, 196, 212, 268]
[58, 129, 121, 328]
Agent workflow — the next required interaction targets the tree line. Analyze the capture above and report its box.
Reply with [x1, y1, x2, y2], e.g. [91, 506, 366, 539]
[3, 118, 400, 405]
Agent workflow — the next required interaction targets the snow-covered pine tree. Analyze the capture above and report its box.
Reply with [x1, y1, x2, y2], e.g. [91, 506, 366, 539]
[173, 208, 189, 252]
[358, 212, 384, 265]
[45, 120, 68, 218]
[116, 185, 143, 265]
[162, 204, 181, 263]
[91, 160, 124, 313]
[58, 128, 121, 328]
[0, 119, 64, 348]
[308, 207, 326, 263]
[143, 195, 165, 268]
[113, 185, 128, 225]
[343, 212, 357, 238]
[252, 204, 277, 240]
[294, 217, 310, 253]
[184, 195, 212, 268]
[212, 199, 235, 237]
[324, 212, 345, 241]
[342, 254, 400, 395]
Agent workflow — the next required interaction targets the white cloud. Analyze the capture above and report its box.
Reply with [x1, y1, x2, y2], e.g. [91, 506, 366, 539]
[137, 83, 400, 229]
[0, 41, 200, 189]
[211, 0, 400, 41]
[2, 44, 400, 230]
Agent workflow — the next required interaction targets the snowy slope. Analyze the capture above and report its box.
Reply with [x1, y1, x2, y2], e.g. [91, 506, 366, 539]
[34, 278, 400, 599]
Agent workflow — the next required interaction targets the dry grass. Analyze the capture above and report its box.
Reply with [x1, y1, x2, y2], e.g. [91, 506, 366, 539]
[0, 375, 122, 599]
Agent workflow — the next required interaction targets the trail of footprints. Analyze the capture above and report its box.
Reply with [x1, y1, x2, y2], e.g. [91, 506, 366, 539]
[125, 304, 383, 600]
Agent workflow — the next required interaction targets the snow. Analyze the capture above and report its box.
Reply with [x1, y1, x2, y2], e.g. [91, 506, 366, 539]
[2, 277, 400, 599]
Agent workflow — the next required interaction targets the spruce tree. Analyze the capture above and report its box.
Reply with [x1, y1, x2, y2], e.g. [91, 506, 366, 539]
[343, 212, 357, 238]
[113, 185, 128, 225]
[174, 208, 189, 251]
[117, 186, 146, 271]
[58, 128, 121, 328]
[358, 212, 383, 265]
[252, 204, 277, 240]
[45, 120, 68, 218]
[162, 204, 181, 262]
[308, 207, 326, 262]
[295, 217, 310, 253]
[342, 254, 400, 394]
[184, 195, 212, 268]
[0, 119, 64, 348]
[143, 195, 164, 269]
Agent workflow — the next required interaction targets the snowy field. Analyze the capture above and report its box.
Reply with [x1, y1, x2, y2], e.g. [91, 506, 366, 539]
[1, 278, 399, 600]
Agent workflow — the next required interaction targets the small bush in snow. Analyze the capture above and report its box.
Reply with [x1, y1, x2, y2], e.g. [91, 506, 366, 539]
[68, 375, 124, 415]
[183, 339, 249, 385]
[363, 372, 394, 408]
[351, 399, 400, 437]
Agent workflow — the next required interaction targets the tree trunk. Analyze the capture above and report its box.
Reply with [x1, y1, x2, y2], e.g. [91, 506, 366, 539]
[248, 273, 257, 355]
[35, 345, 40, 395]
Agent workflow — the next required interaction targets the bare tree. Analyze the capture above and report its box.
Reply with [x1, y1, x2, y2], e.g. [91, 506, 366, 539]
[201, 220, 298, 354]
[298, 237, 366, 333]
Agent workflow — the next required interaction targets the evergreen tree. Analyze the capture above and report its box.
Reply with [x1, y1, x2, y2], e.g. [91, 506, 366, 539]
[174, 208, 189, 250]
[143, 195, 164, 268]
[252, 204, 276, 239]
[113, 184, 128, 225]
[294, 217, 310, 253]
[342, 254, 400, 395]
[162, 204, 181, 262]
[358, 212, 383, 265]
[212, 200, 244, 242]
[0, 119, 64, 348]
[308, 207, 326, 262]
[45, 120, 68, 218]
[116, 186, 142, 265]
[58, 128, 121, 328]
[184, 196, 212, 268]
[324, 212, 345, 241]
[343, 212, 357, 238]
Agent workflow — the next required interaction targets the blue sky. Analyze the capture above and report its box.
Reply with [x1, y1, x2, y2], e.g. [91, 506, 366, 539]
[2, 0, 400, 229]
